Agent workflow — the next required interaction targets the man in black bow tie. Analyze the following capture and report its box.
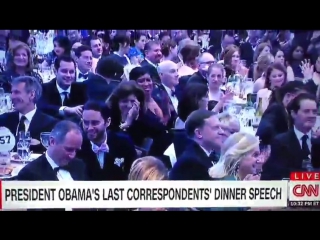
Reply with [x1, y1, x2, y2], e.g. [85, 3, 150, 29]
[74, 45, 93, 82]
[17, 120, 88, 181]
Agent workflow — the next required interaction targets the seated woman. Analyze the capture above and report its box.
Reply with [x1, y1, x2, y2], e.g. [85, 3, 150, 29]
[218, 112, 241, 143]
[123, 48, 142, 80]
[177, 39, 200, 77]
[223, 44, 248, 79]
[272, 47, 294, 81]
[209, 132, 262, 181]
[256, 62, 287, 113]
[253, 53, 274, 93]
[161, 39, 178, 62]
[303, 55, 320, 96]
[42, 36, 71, 67]
[129, 66, 165, 123]
[107, 81, 169, 156]
[0, 43, 43, 93]
[256, 81, 307, 146]
[164, 83, 208, 166]
[129, 156, 195, 211]
[207, 63, 233, 112]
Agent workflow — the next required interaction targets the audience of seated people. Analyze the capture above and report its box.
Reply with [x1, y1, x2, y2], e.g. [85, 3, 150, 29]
[2, 30, 320, 211]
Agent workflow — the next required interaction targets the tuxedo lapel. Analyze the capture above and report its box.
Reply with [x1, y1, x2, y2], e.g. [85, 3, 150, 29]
[28, 110, 43, 137]
[38, 156, 59, 180]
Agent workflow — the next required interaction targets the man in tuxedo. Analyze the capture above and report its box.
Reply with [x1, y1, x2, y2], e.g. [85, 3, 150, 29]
[17, 120, 87, 181]
[0, 76, 57, 153]
[152, 60, 179, 128]
[187, 52, 215, 86]
[261, 93, 320, 180]
[77, 101, 137, 180]
[37, 55, 87, 120]
[82, 56, 122, 102]
[141, 40, 162, 83]
[74, 45, 94, 82]
[170, 110, 224, 180]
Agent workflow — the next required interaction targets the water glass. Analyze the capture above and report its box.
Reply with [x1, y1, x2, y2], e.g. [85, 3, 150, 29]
[40, 132, 51, 149]
[302, 159, 313, 172]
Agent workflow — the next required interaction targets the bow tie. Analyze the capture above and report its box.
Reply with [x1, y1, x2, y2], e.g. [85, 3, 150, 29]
[92, 143, 109, 154]
[79, 73, 89, 79]
[54, 165, 71, 174]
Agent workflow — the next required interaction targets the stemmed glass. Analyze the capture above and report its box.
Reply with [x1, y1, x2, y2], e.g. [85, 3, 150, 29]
[17, 131, 32, 164]
[40, 132, 51, 150]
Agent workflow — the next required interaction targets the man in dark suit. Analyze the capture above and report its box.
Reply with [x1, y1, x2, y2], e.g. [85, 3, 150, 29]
[187, 52, 215, 86]
[141, 40, 162, 84]
[170, 110, 224, 180]
[257, 81, 307, 146]
[73, 45, 94, 82]
[81, 56, 121, 102]
[37, 55, 87, 120]
[152, 60, 179, 128]
[77, 101, 137, 180]
[17, 120, 87, 181]
[261, 93, 320, 180]
[0, 76, 57, 153]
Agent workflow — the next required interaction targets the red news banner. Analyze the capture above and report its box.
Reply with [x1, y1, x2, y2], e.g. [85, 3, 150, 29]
[289, 172, 320, 208]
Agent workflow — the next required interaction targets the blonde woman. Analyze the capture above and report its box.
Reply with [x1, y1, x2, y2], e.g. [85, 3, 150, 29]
[253, 53, 274, 93]
[129, 156, 168, 181]
[218, 112, 241, 142]
[209, 132, 262, 181]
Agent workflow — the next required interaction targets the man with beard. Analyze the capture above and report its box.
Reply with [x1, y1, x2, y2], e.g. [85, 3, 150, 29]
[77, 101, 137, 180]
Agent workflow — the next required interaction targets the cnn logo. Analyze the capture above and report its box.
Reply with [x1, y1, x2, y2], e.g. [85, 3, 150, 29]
[292, 184, 319, 198]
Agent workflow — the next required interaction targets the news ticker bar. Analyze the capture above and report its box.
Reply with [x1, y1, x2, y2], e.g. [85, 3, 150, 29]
[1, 181, 288, 209]
[0, 180, 319, 209]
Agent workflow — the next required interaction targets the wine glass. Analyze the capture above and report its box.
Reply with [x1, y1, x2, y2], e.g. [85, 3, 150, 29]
[40, 132, 51, 150]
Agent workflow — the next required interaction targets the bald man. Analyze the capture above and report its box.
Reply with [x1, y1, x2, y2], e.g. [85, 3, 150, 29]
[188, 52, 215, 86]
[152, 60, 179, 128]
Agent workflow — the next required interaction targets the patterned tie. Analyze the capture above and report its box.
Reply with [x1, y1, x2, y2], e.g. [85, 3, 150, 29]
[92, 143, 109, 154]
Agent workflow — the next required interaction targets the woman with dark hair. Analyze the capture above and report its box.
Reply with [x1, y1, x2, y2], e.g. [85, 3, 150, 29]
[272, 47, 294, 81]
[256, 62, 287, 113]
[107, 81, 169, 156]
[130, 31, 146, 59]
[42, 36, 71, 67]
[129, 66, 167, 123]
[256, 81, 307, 146]
[285, 40, 307, 80]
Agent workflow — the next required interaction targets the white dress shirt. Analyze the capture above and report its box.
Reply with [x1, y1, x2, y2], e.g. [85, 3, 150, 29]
[162, 84, 178, 113]
[294, 127, 311, 152]
[90, 139, 108, 169]
[18, 108, 37, 134]
[45, 152, 73, 181]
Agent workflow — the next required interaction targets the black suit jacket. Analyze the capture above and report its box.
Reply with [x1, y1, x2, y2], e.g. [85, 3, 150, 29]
[141, 60, 160, 84]
[187, 71, 207, 86]
[37, 78, 87, 119]
[0, 110, 58, 153]
[169, 141, 218, 180]
[77, 131, 137, 180]
[152, 84, 177, 129]
[81, 74, 119, 102]
[261, 130, 320, 180]
[256, 102, 289, 146]
[16, 154, 88, 181]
